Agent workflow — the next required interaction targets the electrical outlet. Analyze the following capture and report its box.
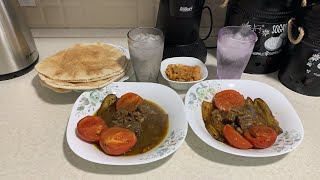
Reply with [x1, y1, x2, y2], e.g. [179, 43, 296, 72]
[18, 0, 36, 7]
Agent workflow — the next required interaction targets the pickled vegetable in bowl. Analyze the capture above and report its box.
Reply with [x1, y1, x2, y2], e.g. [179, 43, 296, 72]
[160, 57, 208, 90]
[165, 64, 201, 82]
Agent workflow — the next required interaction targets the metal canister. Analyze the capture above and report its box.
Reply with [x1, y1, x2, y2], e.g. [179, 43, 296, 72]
[0, 0, 39, 80]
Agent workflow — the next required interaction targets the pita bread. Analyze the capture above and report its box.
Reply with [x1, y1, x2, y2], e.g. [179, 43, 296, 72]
[35, 43, 128, 82]
[39, 73, 124, 90]
[38, 62, 129, 90]
[39, 79, 72, 93]
[37, 59, 128, 82]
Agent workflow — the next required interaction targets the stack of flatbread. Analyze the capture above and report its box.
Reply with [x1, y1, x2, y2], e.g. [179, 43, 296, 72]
[35, 43, 129, 93]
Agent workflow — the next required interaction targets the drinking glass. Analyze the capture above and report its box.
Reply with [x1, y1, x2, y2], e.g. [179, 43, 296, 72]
[127, 27, 164, 82]
[216, 26, 257, 79]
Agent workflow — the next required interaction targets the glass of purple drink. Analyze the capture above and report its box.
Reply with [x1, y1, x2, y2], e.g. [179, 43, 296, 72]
[216, 26, 257, 79]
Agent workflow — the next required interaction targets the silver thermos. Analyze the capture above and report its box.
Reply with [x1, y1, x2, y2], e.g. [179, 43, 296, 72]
[0, 0, 39, 80]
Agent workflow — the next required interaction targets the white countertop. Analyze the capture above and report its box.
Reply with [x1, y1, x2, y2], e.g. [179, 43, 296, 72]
[1, 29, 320, 180]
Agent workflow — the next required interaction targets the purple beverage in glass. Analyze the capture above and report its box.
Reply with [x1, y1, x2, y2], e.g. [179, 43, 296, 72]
[217, 26, 257, 79]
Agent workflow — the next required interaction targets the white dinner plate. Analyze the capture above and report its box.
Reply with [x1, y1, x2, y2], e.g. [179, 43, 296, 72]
[185, 80, 304, 157]
[67, 82, 188, 165]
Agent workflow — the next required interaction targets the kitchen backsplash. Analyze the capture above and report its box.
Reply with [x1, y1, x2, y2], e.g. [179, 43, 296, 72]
[21, 0, 226, 37]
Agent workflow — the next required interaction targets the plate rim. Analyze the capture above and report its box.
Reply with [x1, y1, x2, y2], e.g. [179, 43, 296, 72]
[184, 79, 304, 157]
[66, 82, 188, 165]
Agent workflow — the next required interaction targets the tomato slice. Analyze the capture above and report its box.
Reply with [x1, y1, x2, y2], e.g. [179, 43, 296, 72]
[244, 125, 277, 149]
[214, 90, 245, 112]
[99, 127, 137, 156]
[77, 116, 108, 142]
[223, 124, 253, 149]
[116, 92, 144, 112]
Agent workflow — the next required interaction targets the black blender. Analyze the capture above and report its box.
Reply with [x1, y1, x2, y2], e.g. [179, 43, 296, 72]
[156, 0, 212, 63]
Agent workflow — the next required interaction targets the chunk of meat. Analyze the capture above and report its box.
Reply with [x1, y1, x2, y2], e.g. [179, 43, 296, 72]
[221, 110, 238, 124]
[232, 104, 267, 131]
[112, 109, 145, 135]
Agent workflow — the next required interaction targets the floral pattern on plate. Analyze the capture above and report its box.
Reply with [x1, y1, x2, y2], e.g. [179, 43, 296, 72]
[268, 130, 303, 153]
[185, 80, 304, 157]
[186, 81, 221, 110]
[67, 82, 188, 165]
[75, 84, 121, 117]
[140, 129, 185, 160]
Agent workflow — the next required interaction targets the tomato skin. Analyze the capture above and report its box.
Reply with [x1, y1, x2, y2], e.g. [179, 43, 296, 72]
[99, 127, 137, 156]
[214, 90, 245, 112]
[223, 124, 253, 149]
[244, 125, 277, 149]
[116, 93, 144, 112]
[77, 116, 108, 142]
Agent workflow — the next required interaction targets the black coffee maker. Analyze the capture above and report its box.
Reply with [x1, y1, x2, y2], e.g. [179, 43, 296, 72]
[156, 0, 210, 63]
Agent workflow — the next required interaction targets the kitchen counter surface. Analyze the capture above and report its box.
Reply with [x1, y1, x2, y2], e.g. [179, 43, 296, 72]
[1, 29, 319, 180]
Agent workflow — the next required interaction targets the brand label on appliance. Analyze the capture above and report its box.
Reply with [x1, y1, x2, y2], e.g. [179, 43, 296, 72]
[241, 21, 288, 57]
[271, 24, 287, 34]
[179, 6, 193, 12]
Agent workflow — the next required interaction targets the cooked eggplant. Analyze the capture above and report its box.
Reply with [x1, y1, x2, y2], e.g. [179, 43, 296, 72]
[253, 98, 283, 134]
[201, 101, 213, 123]
[201, 90, 283, 150]
[205, 123, 225, 142]
[246, 97, 254, 105]
[201, 101, 225, 141]
[97, 94, 117, 117]
[211, 109, 225, 135]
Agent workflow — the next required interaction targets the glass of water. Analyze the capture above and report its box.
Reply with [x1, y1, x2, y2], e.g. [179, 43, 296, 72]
[217, 26, 257, 79]
[127, 27, 164, 82]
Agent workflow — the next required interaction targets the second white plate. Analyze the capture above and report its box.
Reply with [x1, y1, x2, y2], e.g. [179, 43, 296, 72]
[185, 80, 304, 157]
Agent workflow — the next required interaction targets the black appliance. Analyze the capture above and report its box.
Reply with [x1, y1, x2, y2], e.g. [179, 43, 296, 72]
[278, 2, 320, 96]
[225, 0, 301, 74]
[156, 0, 211, 63]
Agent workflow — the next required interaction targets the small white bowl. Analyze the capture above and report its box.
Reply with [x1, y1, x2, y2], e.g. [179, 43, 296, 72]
[160, 57, 208, 90]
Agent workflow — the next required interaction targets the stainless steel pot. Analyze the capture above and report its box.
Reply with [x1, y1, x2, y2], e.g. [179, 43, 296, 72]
[0, 0, 39, 80]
